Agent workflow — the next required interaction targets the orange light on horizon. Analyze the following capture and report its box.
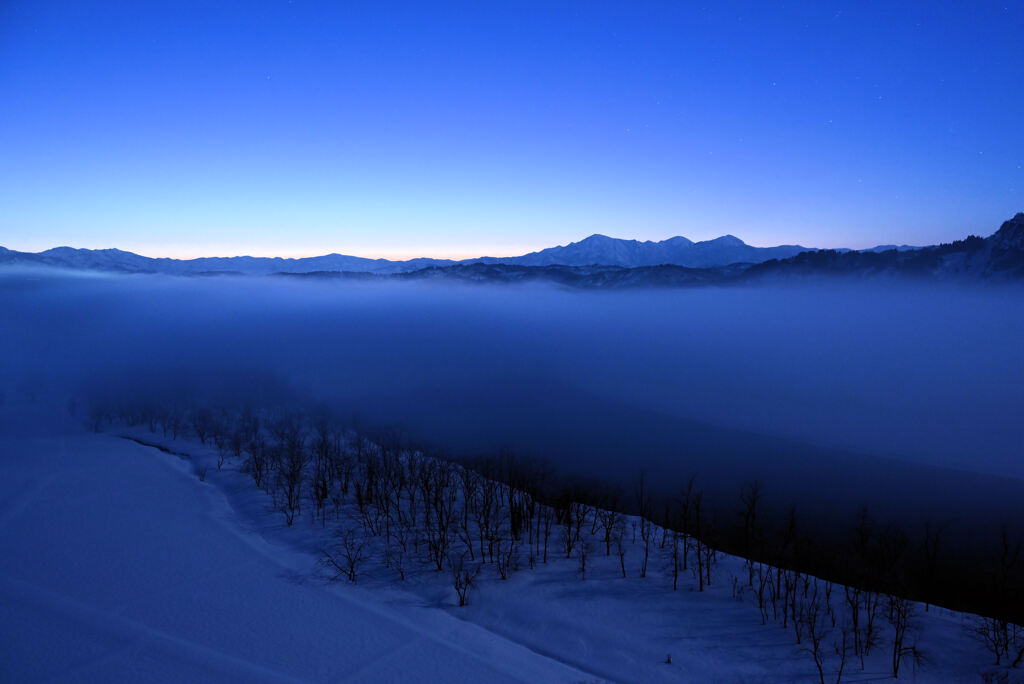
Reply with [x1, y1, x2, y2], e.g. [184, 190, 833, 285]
[103, 243, 545, 262]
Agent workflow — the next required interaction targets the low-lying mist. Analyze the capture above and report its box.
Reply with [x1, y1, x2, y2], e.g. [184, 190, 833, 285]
[3, 269, 1023, 541]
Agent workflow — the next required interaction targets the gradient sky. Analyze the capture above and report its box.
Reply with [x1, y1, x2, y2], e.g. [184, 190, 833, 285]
[1, 1, 1022, 259]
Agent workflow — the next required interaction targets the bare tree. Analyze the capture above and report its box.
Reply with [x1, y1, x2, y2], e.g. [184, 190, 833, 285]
[969, 527, 1024, 668]
[860, 590, 883, 666]
[558, 500, 589, 560]
[970, 616, 1024, 669]
[740, 481, 762, 587]
[321, 525, 367, 583]
[576, 539, 589, 581]
[671, 528, 682, 591]
[756, 563, 773, 624]
[244, 432, 268, 489]
[691, 490, 714, 591]
[635, 473, 653, 579]
[496, 536, 518, 580]
[801, 580, 829, 684]
[275, 427, 308, 527]
[191, 407, 215, 445]
[676, 477, 697, 572]
[540, 504, 555, 564]
[596, 488, 623, 556]
[385, 535, 407, 581]
[449, 552, 481, 607]
[614, 525, 628, 578]
[888, 594, 923, 678]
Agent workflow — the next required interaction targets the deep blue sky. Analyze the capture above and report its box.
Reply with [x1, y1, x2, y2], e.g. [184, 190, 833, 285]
[1, 1, 1022, 258]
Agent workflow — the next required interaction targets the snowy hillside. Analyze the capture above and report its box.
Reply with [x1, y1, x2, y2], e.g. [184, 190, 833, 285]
[0, 398, 587, 683]
[2, 391, 1018, 683]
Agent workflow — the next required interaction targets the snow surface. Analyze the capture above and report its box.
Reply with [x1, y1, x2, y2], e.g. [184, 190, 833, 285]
[0, 401, 588, 683]
[0, 393, 1013, 682]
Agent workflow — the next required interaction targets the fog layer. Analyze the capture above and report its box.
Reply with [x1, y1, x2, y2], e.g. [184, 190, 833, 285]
[3, 271, 1023, 532]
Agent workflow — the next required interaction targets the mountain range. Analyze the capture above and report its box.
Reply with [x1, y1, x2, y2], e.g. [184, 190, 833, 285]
[282, 213, 1024, 287]
[3, 214, 1022, 286]
[0, 233, 881, 275]
[479, 234, 815, 268]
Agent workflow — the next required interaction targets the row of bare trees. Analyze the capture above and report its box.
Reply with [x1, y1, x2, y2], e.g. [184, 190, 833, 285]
[92, 395, 1024, 678]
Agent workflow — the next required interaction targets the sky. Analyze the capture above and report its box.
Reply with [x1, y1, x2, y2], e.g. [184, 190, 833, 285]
[1, 1, 1022, 259]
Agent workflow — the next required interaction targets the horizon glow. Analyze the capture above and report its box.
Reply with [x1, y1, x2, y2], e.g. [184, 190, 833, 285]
[0, 233, 935, 263]
[1, 1, 1022, 258]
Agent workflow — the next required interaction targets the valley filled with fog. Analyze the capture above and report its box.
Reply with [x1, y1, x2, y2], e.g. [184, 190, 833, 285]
[5, 271, 1023, 528]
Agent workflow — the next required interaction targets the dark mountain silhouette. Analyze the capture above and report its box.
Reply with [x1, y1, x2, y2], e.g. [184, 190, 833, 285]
[744, 213, 1024, 282]
[4, 214, 1022, 287]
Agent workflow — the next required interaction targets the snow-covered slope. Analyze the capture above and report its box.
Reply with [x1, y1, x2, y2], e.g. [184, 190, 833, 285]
[0, 401, 588, 683]
[0, 393, 1009, 683]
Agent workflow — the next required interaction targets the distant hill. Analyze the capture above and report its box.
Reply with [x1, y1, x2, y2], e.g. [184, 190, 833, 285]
[0, 245, 455, 275]
[390, 262, 747, 287]
[476, 233, 811, 268]
[744, 213, 1024, 282]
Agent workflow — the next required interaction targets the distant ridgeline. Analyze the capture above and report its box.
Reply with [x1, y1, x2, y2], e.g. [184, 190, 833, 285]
[744, 213, 1024, 283]
[3, 213, 1023, 286]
